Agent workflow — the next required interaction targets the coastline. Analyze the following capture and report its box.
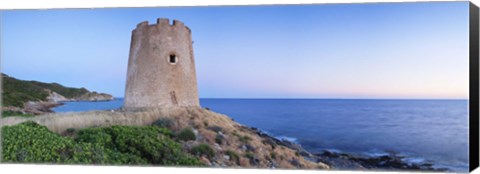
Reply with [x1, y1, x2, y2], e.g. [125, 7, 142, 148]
[243, 126, 450, 172]
[2, 98, 116, 117]
[2, 98, 463, 172]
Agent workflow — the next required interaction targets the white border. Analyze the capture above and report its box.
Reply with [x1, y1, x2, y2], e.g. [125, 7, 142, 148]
[0, 0, 469, 10]
[0, 164, 455, 174]
[0, 0, 478, 174]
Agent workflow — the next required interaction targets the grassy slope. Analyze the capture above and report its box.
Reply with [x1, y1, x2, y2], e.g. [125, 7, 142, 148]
[1, 111, 34, 118]
[1, 73, 90, 107]
[2, 74, 50, 107]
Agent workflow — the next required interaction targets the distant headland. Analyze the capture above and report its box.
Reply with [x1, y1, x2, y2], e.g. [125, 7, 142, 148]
[1, 73, 114, 116]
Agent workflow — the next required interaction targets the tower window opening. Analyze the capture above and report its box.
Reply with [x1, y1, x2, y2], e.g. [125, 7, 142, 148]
[169, 54, 177, 64]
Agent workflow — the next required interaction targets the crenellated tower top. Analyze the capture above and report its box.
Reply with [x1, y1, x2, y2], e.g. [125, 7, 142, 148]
[133, 18, 191, 33]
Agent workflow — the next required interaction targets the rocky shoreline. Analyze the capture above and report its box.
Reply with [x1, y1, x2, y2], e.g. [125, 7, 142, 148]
[3, 91, 115, 116]
[247, 126, 449, 172]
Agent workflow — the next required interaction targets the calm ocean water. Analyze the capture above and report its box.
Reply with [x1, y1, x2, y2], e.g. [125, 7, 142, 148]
[53, 98, 469, 171]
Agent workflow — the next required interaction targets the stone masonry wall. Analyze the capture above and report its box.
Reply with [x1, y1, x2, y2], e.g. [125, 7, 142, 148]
[124, 18, 200, 109]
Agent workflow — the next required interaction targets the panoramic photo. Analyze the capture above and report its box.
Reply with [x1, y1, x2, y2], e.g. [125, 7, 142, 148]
[0, 1, 470, 172]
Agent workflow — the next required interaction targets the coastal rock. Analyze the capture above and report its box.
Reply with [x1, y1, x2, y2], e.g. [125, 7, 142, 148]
[199, 156, 211, 166]
[21, 89, 115, 115]
[23, 101, 62, 115]
[314, 150, 448, 171]
[290, 158, 303, 168]
[45, 88, 114, 103]
[46, 90, 69, 103]
[214, 143, 223, 151]
[244, 144, 256, 152]
[317, 161, 331, 169]
[247, 155, 260, 166]
[269, 160, 279, 168]
[74, 92, 114, 101]
[245, 123, 447, 172]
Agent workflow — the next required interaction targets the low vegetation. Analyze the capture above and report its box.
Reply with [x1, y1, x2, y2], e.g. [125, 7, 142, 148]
[190, 144, 215, 160]
[1, 111, 34, 118]
[152, 118, 174, 129]
[1, 121, 202, 166]
[176, 128, 196, 141]
[2, 74, 50, 107]
[32, 82, 89, 99]
[225, 150, 240, 165]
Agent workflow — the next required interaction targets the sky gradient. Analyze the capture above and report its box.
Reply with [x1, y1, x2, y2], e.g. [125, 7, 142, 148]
[1, 2, 470, 99]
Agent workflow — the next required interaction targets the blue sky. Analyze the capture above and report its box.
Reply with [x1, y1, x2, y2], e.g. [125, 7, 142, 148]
[1, 2, 470, 99]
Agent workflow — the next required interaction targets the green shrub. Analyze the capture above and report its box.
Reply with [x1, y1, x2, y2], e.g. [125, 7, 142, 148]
[176, 128, 196, 141]
[244, 152, 255, 159]
[215, 134, 223, 145]
[232, 132, 251, 143]
[270, 152, 277, 160]
[2, 121, 201, 166]
[75, 128, 113, 148]
[105, 125, 198, 165]
[225, 150, 240, 165]
[190, 144, 215, 160]
[2, 121, 76, 163]
[66, 128, 76, 134]
[152, 118, 174, 129]
[239, 135, 251, 143]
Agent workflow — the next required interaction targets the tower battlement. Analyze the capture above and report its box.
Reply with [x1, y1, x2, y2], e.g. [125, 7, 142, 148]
[124, 18, 199, 110]
[134, 18, 191, 33]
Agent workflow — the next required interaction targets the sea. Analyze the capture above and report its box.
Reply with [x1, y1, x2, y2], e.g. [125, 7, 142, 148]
[52, 98, 469, 172]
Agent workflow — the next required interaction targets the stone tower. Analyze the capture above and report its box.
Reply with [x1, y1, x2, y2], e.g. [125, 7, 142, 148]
[123, 18, 200, 110]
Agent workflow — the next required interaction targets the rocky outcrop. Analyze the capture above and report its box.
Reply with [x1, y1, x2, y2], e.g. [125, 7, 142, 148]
[247, 127, 449, 171]
[312, 150, 448, 171]
[3, 89, 115, 116]
[23, 101, 63, 115]
[46, 89, 114, 102]
[73, 92, 114, 101]
[46, 91, 69, 103]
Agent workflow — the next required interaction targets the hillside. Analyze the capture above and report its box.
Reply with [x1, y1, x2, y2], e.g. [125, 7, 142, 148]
[1, 73, 114, 115]
[2, 74, 51, 107]
[0, 107, 330, 169]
